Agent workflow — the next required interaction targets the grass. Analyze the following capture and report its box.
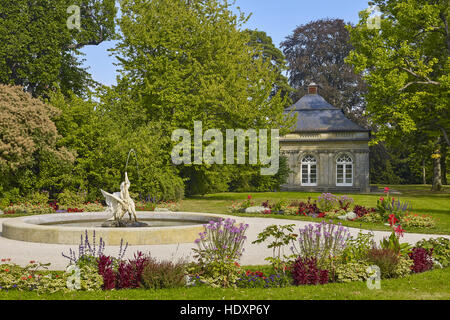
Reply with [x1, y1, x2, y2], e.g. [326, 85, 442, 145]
[178, 185, 450, 235]
[1, 267, 449, 300]
[1, 185, 449, 234]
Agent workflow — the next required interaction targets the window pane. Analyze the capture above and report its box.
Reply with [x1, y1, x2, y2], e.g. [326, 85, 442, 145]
[337, 164, 344, 184]
[302, 165, 308, 183]
[345, 165, 352, 183]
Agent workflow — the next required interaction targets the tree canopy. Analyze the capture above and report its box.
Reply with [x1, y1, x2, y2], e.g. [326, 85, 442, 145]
[281, 18, 367, 124]
[0, 0, 116, 97]
[346, 0, 449, 190]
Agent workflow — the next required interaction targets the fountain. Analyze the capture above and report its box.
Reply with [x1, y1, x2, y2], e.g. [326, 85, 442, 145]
[100, 172, 148, 228]
[1, 150, 221, 245]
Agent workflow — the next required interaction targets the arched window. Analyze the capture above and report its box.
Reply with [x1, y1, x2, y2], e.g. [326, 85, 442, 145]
[301, 155, 317, 186]
[336, 154, 353, 186]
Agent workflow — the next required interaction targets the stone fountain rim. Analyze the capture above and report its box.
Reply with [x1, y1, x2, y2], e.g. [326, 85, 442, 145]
[1, 211, 228, 245]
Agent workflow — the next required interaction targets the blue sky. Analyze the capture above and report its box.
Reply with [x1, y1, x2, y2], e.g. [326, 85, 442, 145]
[80, 0, 371, 87]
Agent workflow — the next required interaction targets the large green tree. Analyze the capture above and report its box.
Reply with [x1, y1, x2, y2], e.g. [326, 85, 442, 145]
[281, 18, 368, 124]
[244, 29, 292, 100]
[346, 0, 449, 191]
[113, 0, 292, 195]
[0, 0, 116, 97]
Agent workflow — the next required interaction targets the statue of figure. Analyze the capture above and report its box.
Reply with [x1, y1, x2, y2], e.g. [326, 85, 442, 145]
[101, 172, 139, 226]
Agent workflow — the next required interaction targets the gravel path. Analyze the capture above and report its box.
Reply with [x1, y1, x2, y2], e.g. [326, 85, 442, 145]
[1, 214, 449, 270]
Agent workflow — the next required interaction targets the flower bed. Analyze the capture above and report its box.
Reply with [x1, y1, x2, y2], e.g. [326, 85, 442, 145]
[227, 189, 436, 230]
[1, 222, 449, 294]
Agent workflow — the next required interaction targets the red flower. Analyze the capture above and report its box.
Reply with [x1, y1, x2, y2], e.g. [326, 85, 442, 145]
[5, 269, 9, 272]
[28, 275, 32, 279]
[394, 225, 405, 237]
[318, 212, 326, 218]
[384, 187, 390, 193]
[388, 214, 398, 227]
[247, 195, 252, 200]
[379, 197, 384, 202]
[29, 260, 35, 264]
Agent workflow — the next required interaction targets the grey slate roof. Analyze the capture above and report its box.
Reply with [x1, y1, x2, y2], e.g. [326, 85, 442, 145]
[285, 94, 369, 132]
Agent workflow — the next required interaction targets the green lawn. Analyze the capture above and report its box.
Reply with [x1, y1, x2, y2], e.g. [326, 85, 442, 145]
[1, 267, 449, 300]
[179, 185, 450, 235]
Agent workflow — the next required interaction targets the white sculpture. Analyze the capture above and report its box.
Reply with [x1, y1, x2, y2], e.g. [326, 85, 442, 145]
[101, 172, 138, 225]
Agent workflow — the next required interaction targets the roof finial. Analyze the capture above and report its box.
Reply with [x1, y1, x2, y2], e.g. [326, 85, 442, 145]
[308, 82, 318, 95]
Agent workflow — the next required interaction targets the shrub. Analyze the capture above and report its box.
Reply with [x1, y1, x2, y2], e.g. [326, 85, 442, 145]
[330, 260, 373, 283]
[296, 198, 320, 217]
[340, 231, 375, 263]
[115, 252, 149, 289]
[338, 195, 354, 211]
[324, 210, 343, 219]
[193, 218, 248, 264]
[24, 190, 50, 205]
[97, 251, 150, 290]
[317, 193, 338, 213]
[353, 205, 376, 218]
[187, 259, 242, 288]
[140, 257, 187, 289]
[409, 248, 434, 273]
[416, 237, 450, 268]
[57, 189, 87, 207]
[0, 259, 102, 294]
[293, 221, 350, 266]
[358, 211, 382, 223]
[392, 255, 413, 278]
[292, 257, 329, 286]
[97, 255, 116, 290]
[400, 213, 436, 228]
[366, 248, 399, 279]
[252, 224, 298, 274]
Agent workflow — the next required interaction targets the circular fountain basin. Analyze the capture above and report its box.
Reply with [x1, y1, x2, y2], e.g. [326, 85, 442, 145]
[2, 212, 219, 245]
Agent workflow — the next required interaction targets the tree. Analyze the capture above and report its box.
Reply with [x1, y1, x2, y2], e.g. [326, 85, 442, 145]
[244, 29, 293, 100]
[0, 84, 74, 196]
[50, 87, 185, 201]
[113, 0, 292, 195]
[281, 18, 367, 124]
[0, 0, 116, 97]
[346, 0, 449, 191]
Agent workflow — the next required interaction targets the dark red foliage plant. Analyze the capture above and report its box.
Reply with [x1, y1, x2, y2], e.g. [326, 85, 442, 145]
[97, 251, 150, 290]
[297, 198, 320, 217]
[97, 255, 116, 290]
[353, 205, 376, 218]
[409, 247, 434, 273]
[292, 257, 329, 286]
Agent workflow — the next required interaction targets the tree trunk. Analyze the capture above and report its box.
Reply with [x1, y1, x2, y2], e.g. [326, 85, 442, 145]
[432, 141, 443, 191]
[442, 142, 448, 185]
[422, 158, 427, 185]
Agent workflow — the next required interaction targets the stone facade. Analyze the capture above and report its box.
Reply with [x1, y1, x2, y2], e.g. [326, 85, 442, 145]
[280, 84, 371, 193]
[280, 132, 370, 193]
